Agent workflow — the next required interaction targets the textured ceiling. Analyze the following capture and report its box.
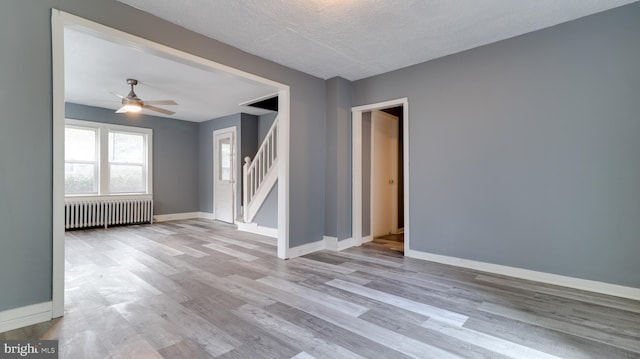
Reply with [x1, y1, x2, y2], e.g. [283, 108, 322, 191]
[65, 28, 278, 122]
[116, 0, 638, 80]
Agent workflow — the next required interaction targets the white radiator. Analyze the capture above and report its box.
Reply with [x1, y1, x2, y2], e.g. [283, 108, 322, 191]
[65, 198, 153, 230]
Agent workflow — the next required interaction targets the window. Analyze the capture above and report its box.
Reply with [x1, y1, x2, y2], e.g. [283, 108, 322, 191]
[64, 119, 152, 197]
[109, 131, 146, 193]
[219, 138, 231, 181]
[65, 126, 98, 194]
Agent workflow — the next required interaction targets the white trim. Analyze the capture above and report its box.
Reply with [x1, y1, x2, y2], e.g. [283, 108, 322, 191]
[369, 116, 374, 240]
[277, 90, 290, 259]
[324, 236, 338, 250]
[352, 111, 363, 247]
[238, 92, 279, 107]
[337, 238, 354, 251]
[281, 235, 358, 256]
[362, 235, 373, 244]
[154, 212, 201, 222]
[324, 236, 354, 251]
[351, 98, 409, 252]
[288, 239, 326, 258]
[0, 302, 52, 333]
[65, 118, 152, 133]
[406, 249, 640, 301]
[401, 102, 410, 255]
[352, 98, 409, 112]
[51, 9, 65, 318]
[213, 127, 237, 224]
[237, 222, 278, 238]
[199, 212, 215, 220]
[52, 10, 291, 318]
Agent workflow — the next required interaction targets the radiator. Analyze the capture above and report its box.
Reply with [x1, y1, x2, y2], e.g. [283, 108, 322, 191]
[65, 198, 153, 230]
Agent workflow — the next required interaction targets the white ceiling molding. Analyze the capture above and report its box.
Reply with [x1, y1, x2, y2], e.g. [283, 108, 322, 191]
[116, 0, 638, 80]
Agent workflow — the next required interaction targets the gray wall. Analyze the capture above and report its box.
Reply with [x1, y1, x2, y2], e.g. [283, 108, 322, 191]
[240, 114, 259, 212]
[325, 77, 353, 240]
[353, 3, 640, 287]
[258, 112, 278, 144]
[325, 79, 338, 238]
[0, 0, 324, 312]
[253, 182, 278, 228]
[0, 0, 53, 310]
[241, 114, 259, 163]
[65, 103, 199, 215]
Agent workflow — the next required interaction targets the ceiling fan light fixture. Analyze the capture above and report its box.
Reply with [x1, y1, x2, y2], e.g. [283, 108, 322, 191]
[113, 78, 177, 115]
[122, 103, 142, 112]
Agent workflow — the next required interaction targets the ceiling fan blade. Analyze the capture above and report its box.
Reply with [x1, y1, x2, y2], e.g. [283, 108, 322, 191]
[110, 91, 125, 99]
[143, 100, 178, 106]
[143, 104, 175, 115]
[115, 106, 128, 113]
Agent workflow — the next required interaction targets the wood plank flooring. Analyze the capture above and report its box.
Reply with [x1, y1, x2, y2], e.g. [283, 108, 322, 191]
[2, 219, 639, 358]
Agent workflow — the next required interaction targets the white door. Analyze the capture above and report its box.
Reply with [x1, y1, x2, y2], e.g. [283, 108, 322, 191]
[371, 110, 399, 237]
[214, 129, 235, 223]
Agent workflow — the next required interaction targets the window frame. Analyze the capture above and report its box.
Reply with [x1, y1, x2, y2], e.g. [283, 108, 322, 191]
[64, 124, 99, 195]
[64, 118, 153, 199]
[108, 129, 150, 194]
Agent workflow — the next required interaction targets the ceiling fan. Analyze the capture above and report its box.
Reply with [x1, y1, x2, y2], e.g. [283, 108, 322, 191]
[112, 78, 178, 115]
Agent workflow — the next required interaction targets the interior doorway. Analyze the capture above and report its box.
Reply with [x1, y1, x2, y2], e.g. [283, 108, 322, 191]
[213, 127, 236, 223]
[371, 107, 405, 254]
[371, 109, 400, 237]
[352, 98, 409, 256]
[52, 10, 292, 318]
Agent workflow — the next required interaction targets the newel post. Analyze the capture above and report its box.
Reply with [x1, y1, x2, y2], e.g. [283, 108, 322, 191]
[243, 156, 251, 223]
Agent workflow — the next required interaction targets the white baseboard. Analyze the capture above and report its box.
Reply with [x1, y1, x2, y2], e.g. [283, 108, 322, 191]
[0, 302, 52, 333]
[406, 249, 640, 301]
[294, 236, 355, 254]
[154, 212, 201, 222]
[362, 235, 373, 243]
[324, 236, 338, 251]
[198, 212, 215, 220]
[324, 236, 354, 251]
[288, 239, 326, 258]
[237, 222, 278, 238]
[337, 238, 354, 251]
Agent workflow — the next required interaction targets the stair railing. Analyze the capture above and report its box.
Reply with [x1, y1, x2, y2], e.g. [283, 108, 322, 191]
[243, 116, 278, 222]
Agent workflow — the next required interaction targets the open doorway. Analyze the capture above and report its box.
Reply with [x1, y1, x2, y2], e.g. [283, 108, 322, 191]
[51, 10, 291, 317]
[352, 98, 409, 256]
[371, 107, 404, 253]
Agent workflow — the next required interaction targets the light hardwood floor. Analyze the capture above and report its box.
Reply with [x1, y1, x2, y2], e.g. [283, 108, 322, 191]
[2, 219, 639, 358]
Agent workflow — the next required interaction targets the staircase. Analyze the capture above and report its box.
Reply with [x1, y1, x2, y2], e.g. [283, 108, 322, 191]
[243, 116, 278, 223]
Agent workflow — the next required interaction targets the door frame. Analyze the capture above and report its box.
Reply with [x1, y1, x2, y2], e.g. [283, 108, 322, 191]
[370, 110, 399, 237]
[52, 10, 291, 318]
[352, 98, 409, 254]
[213, 127, 237, 224]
